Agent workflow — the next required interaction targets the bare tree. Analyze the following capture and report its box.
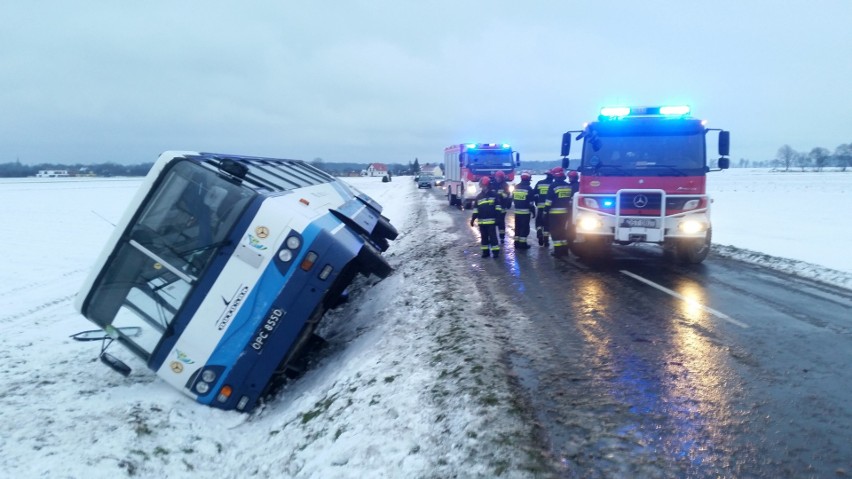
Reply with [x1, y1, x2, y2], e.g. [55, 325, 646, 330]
[809, 147, 830, 172]
[794, 151, 812, 172]
[835, 143, 852, 172]
[776, 145, 797, 171]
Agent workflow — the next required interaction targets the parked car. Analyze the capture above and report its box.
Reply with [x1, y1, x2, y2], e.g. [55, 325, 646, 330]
[417, 176, 434, 188]
[433, 176, 445, 187]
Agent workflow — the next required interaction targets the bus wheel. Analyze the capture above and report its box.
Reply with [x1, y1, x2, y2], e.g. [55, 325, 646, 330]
[675, 229, 711, 264]
[373, 215, 399, 241]
[357, 242, 393, 278]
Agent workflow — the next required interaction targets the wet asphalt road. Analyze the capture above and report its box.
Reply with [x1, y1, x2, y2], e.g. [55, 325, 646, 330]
[428, 188, 852, 478]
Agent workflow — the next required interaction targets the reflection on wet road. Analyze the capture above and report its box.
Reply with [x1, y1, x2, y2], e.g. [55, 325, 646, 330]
[460, 210, 852, 477]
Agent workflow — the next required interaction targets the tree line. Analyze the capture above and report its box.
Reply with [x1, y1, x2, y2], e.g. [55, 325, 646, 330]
[2, 143, 849, 178]
[736, 142, 851, 171]
[0, 161, 154, 178]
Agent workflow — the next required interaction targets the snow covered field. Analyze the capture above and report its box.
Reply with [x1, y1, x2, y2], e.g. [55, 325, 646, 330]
[0, 169, 849, 478]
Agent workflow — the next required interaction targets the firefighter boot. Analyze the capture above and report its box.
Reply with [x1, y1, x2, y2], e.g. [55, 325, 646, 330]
[481, 249, 490, 258]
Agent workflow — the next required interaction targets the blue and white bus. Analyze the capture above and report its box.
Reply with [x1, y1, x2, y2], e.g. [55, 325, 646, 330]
[74, 151, 398, 412]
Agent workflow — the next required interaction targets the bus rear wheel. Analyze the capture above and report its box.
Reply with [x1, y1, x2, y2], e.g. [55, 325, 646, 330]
[357, 242, 393, 278]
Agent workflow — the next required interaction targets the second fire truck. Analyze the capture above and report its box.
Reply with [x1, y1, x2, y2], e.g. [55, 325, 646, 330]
[444, 143, 520, 210]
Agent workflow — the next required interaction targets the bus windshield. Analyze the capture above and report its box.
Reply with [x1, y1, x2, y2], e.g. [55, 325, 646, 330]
[84, 160, 256, 357]
[582, 134, 706, 176]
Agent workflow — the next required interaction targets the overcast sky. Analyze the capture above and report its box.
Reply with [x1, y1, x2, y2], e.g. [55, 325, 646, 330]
[2, 1, 850, 166]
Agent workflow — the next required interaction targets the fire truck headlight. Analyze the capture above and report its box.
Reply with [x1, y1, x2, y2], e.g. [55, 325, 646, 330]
[583, 198, 599, 209]
[679, 219, 706, 234]
[577, 214, 603, 232]
[683, 199, 700, 211]
[467, 184, 476, 194]
[508, 185, 515, 193]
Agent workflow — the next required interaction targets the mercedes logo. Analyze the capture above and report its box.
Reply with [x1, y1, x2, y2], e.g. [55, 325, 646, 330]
[633, 194, 649, 208]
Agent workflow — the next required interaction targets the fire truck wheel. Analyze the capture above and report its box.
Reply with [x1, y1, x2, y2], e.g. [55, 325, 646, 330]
[570, 237, 609, 262]
[676, 229, 712, 264]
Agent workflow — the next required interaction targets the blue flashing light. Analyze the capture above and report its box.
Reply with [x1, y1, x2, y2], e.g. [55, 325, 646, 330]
[603, 199, 614, 207]
[660, 105, 691, 116]
[502, 143, 510, 149]
[466, 143, 477, 149]
[600, 106, 631, 117]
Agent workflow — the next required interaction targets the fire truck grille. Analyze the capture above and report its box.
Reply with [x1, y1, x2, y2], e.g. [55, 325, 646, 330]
[618, 192, 662, 216]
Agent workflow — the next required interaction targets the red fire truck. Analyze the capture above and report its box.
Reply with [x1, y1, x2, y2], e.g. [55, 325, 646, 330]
[560, 106, 730, 263]
[444, 143, 520, 209]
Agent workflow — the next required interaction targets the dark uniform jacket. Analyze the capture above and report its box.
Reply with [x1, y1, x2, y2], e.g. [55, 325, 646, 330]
[512, 181, 535, 215]
[533, 176, 554, 210]
[494, 180, 512, 210]
[544, 178, 573, 214]
[471, 188, 502, 225]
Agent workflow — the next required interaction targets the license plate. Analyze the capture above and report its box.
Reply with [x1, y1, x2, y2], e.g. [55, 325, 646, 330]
[623, 218, 657, 228]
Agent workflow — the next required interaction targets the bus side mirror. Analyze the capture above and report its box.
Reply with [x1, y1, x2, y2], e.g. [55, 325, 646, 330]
[562, 158, 571, 170]
[718, 130, 730, 157]
[561, 132, 572, 157]
[515, 152, 521, 166]
[100, 352, 132, 377]
[718, 157, 730, 169]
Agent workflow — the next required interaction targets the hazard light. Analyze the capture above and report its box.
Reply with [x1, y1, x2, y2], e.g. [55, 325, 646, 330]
[599, 105, 692, 119]
[660, 105, 691, 116]
[465, 143, 511, 150]
[600, 106, 630, 117]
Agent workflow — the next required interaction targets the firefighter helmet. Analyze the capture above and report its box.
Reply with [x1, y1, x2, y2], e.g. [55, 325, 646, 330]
[494, 170, 506, 180]
[568, 170, 579, 180]
[551, 167, 565, 178]
[520, 171, 531, 181]
[480, 176, 491, 187]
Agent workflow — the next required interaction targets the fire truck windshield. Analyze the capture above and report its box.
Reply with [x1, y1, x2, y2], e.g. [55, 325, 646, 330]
[467, 150, 514, 172]
[581, 133, 706, 176]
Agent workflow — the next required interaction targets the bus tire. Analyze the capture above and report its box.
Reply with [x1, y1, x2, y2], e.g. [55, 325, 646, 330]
[357, 242, 393, 279]
[373, 215, 398, 241]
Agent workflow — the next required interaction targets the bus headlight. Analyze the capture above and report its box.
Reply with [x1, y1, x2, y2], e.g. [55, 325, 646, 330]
[286, 236, 301, 249]
[278, 249, 293, 262]
[678, 219, 707, 234]
[195, 381, 210, 394]
[577, 214, 603, 232]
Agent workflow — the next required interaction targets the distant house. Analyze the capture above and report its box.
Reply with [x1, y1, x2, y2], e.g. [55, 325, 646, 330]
[420, 164, 443, 177]
[362, 163, 389, 177]
[36, 170, 70, 178]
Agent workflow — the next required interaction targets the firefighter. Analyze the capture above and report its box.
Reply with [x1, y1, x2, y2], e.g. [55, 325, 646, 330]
[568, 170, 580, 197]
[533, 168, 554, 246]
[512, 171, 536, 249]
[470, 176, 502, 258]
[544, 167, 574, 257]
[492, 170, 511, 243]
